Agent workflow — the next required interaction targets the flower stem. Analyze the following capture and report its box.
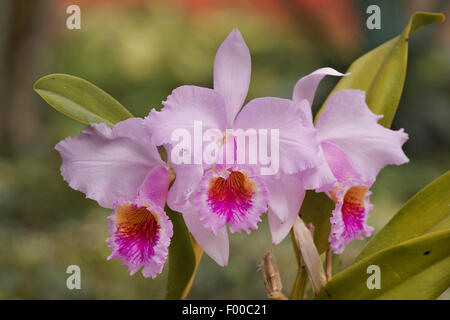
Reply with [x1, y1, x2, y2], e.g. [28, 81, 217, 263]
[289, 229, 308, 299]
[290, 268, 308, 300]
[290, 229, 301, 266]
[325, 249, 332, 281]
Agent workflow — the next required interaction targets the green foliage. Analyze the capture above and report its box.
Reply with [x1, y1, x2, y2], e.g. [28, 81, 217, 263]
[299, 191, 334, 254]
[34, 73, 133, 127]
[165, 208, 202, 299]
[356, 171, 450, 262]
[316, 12, 444, 127]
[317, 230, 450, 300]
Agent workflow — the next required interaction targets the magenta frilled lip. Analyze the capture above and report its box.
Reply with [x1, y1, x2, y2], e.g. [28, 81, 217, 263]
[195, 167, 269, 235]
[328, 181, 374, 254]
[107, 197, 173, 278]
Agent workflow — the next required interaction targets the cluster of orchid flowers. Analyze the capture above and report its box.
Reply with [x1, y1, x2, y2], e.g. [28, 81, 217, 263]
[55, 30, 409, 278]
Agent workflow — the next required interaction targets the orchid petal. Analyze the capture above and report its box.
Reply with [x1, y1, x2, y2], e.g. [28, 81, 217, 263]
[55, 118, 163, 209]
[329, 181, 374, 254]
[292, 67, 347, 124]
[233, 98, 319, 174]
[107, 199, 173, 278]
[194, 168, 268, 234]
[299, 144, 338, 192]
[145, 85, 227, 147]
[214, 29, 251, 125]
[136, 165, 173, 208]
[267, 181, 306, 245]
[321, 141, 362, 183]
[167, 162, 204, 213]
[264, 173, 303, 223]
[316, 89, 409, 183]
[182, 205, 229, 267]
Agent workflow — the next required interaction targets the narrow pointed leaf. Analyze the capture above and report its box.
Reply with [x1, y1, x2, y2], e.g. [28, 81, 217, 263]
[355, 171, 450, 262]
[316, 12, 444, 127]
[316, 230, 450, 300]
[34, 73, 133, 126]
[165, 208, 202, 299]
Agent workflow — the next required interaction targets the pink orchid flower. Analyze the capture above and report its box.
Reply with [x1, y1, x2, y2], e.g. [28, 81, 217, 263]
[145, 29, 322, 266]
[265, 68, 350, 245]
[315, 90, 409, 253]
[291, 72, 409, 253]
[55, 118, 174, 277]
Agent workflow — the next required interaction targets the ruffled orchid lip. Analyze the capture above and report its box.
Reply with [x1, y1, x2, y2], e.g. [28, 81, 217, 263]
[208, 169, 254, 222]
[107, 199, 173, 278]
[114, 203, 161, 250]
[329, 181, 374, 254]
[195, 167, 269, 235]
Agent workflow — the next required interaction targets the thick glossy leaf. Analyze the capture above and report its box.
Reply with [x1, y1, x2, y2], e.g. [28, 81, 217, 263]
[316, 12, 444, 127]
[299, 191, 335, 254]
[356, 171, 450, 262]
[165, 208, 203, 299]
[316, 230, 450, 300]
[34, 73, 133, 126]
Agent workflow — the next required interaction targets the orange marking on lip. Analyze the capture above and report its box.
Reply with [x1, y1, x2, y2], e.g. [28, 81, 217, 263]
[207, 170, 255, 219]
[342, 186, 367, 216]
[115, 204, 160, 240]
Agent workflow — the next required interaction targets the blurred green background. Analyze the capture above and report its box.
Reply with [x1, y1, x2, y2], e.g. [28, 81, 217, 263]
[0, 0, 448, 299]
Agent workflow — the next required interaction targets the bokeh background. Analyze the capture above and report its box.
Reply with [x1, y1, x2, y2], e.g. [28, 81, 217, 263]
[0, 0, 449, 299]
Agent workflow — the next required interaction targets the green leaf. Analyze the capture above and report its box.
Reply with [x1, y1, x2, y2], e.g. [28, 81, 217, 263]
[299, 191, 335, 254]
[165, 207, 202, 299]
[34, 73, 133, 126]
[316, 12, 445, 127]
[316, 230, 450, 300]
[355, 171, 450, 262]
